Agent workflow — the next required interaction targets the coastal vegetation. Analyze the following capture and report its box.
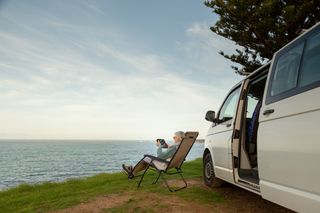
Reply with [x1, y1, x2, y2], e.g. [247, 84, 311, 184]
[205, 0, 320, 74]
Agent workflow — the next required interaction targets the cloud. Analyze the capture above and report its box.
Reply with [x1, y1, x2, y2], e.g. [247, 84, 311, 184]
[0, 30, 217, 139]
[0, 5, 244, 139]
[176, 22, 242, 79]
[186, 22, 238, 54]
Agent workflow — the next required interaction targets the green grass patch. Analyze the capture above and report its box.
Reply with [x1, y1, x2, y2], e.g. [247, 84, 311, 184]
[0, 158, 223, 213]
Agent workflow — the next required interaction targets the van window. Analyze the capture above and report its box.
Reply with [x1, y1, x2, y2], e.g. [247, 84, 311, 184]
[218, 88, 240, 122]
[246, 95, 259, 119]
[299, 32, 320, 87]
[270, 43, 304, 96]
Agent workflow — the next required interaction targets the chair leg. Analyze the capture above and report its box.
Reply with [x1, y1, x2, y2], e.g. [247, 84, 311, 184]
[160, 172, 173, 192]
[152, 172, 161, 184]
[137, 166, 188, 192]
[176, 170, 187, 191]
[137, 164, 150, 188]
[160, 169, 188, 192]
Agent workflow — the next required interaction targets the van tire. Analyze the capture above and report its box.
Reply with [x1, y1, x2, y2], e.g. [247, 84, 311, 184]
[203, 153, 223, 188]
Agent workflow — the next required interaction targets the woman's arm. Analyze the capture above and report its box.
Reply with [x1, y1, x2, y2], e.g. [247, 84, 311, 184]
[157, 145, 176, 160]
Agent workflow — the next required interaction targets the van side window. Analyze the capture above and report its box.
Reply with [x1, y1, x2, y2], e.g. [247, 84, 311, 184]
[218, 88, 240, 122]
[299, 32, 320, 87]
[270, 43, 304, 96]
[246, 95, 259, 119]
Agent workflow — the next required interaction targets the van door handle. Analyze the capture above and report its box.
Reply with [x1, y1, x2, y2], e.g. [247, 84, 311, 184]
[226, 124, 232, 127]
[263, 109, 274, 115]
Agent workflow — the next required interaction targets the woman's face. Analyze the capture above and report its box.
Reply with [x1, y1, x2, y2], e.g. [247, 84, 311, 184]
[173, 135, 182, 143]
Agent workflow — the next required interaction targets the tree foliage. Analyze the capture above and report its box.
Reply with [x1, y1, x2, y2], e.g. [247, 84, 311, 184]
[205, 0, 320, 75]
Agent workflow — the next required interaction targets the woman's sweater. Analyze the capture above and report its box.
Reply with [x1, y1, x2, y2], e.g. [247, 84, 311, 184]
[157, 143, 180, 160]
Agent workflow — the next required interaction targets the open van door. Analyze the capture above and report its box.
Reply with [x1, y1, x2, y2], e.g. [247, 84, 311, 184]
[231, 79, 257, 188]
[231, 65, 270, 192]
[207, 86, 241, 183]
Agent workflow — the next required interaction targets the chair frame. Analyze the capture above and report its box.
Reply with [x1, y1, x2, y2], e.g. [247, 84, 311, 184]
[136, 132, 198, 192]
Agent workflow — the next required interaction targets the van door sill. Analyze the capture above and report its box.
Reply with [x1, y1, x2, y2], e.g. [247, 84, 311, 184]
[238, 178, 260, 191]
[239, 175, 260, 185]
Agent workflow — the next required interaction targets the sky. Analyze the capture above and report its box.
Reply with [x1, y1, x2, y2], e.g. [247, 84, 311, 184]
[0, 0, 243, 140]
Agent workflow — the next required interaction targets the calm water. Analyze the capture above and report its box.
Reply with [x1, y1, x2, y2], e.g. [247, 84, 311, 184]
[0, 140, 203, 190]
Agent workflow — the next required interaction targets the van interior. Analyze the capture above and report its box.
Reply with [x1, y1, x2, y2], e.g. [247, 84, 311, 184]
[238, 72, 267, 185]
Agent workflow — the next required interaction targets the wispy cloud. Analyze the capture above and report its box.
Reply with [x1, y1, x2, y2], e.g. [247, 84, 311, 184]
[0, 2, 243, 139]
[176, 22, 241, 78]
[186, 22, 237, 54]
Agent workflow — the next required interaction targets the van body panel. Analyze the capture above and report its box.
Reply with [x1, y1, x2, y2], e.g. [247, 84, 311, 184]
[205, 84, 243, 183]
[260, 180, 320, 213]
[258, 87, 320, 210]
[214, 165, 234, 183]
[206, 121, 234, 183]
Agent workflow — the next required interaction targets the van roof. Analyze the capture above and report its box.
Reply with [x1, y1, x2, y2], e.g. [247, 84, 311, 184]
[227, 22, 320, 92]
[274, 22, 320, 56]
[228, 62, 271, 92]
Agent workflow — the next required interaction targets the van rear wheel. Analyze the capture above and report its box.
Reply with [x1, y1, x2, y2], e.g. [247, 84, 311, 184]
[203, 153, 223, 188]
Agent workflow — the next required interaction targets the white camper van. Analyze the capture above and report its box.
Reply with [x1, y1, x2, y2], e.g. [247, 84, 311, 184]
[203, 23, 320, 212]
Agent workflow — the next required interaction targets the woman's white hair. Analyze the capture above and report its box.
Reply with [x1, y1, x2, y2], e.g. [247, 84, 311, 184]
[174, 131, 185, 138]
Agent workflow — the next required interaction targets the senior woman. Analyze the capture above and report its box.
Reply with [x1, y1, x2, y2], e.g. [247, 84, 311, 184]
[122, 131, 185, 179]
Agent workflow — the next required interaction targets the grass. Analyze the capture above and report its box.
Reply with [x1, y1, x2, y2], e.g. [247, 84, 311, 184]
[0, 158, 223, 213]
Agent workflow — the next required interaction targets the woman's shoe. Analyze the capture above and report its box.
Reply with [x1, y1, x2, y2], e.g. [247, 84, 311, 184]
[122, 164, 134, 179]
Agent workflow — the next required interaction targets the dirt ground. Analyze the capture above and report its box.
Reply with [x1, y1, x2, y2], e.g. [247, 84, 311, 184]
[55, 180, 294, 213]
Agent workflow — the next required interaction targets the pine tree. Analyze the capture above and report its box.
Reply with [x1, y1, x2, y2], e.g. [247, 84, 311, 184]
[205, 0, 320, 75]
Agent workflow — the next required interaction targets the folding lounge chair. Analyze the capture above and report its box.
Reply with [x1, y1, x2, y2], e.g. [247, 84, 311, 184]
[137, 131, 199, 192]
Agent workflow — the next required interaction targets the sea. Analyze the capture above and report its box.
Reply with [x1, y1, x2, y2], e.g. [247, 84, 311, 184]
[0, 140, 204, 191]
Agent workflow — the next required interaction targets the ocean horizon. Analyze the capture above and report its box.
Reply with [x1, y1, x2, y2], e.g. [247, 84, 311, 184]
[0, 139, 204, 191]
